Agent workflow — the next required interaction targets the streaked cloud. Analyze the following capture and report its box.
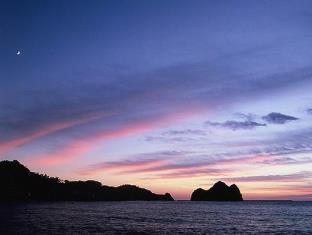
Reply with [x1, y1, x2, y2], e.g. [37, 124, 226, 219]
[2, 0, 312, 200]
[0, 112, 107, 154]
[220, 171, 312, 183]
[163, 129, 207, 136]
[206, 120, 266, 131]
[28, 110, 197, 166]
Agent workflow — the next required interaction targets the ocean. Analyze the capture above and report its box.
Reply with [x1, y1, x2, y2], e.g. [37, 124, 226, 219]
[0, 201, 311, 234]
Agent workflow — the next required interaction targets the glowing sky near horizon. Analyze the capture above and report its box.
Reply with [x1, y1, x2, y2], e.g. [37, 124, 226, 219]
[1, 0, 312, 200]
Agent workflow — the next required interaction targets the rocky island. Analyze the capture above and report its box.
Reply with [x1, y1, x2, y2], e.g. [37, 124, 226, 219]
[191, 181, 243, 201]
[0, 160, 174, 201]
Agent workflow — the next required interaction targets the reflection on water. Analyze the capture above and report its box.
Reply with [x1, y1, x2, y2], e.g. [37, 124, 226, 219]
[0, 201, 311, 234]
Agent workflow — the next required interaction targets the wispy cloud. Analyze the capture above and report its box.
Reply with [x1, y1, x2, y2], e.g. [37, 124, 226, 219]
[2, 58, 312, 159]
[29, 110, 197, 166]
[220, 171, 312, 183]
[79, 158, 168, 176]
[145, 136, 194, 143]
[233, 112, 257, 121]
[0, 112, 107, 154]
[143, 168, 227, 179]
[78, 151, 288, 179]
[163, 129, 207, 136]
[206, 120, 266, 130]
[145, 128, 206, 143]
[2, 0, 312, 201]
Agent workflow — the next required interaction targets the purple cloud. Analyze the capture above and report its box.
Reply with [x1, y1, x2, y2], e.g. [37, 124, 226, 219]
[220, 171, 312, 183]
[206, 120, 266, 130]
[262, 112, 298, 124]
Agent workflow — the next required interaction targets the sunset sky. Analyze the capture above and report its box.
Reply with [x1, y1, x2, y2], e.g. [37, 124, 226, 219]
[1, 0, 312, 200]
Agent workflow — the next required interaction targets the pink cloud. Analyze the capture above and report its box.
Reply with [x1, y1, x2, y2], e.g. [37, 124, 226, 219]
[97, 154, 273, 176]
[74, 153, 280, 181]
[78, 158, 169, 176]
[143, 168, 229, 179]
[30, 107, 202, 167]
[219, 171, 312, 183]
[0, 112, 106, 155]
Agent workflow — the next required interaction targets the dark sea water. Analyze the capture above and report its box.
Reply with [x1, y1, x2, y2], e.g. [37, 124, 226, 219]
[0, 201, 311, 234]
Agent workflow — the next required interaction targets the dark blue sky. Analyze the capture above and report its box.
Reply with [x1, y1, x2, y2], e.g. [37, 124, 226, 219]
[1, 0, 312, 199]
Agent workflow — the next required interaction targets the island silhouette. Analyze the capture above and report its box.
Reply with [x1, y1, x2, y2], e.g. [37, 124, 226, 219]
[0, 160, 173, 201]
[191, 181, 243, 201]
[0, 160, 244, 201]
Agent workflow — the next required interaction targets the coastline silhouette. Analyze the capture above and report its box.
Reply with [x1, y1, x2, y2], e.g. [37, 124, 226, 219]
[0, 160, 244, 202]
[191, 181, 243, 201]
[0, 160, 173, 201]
